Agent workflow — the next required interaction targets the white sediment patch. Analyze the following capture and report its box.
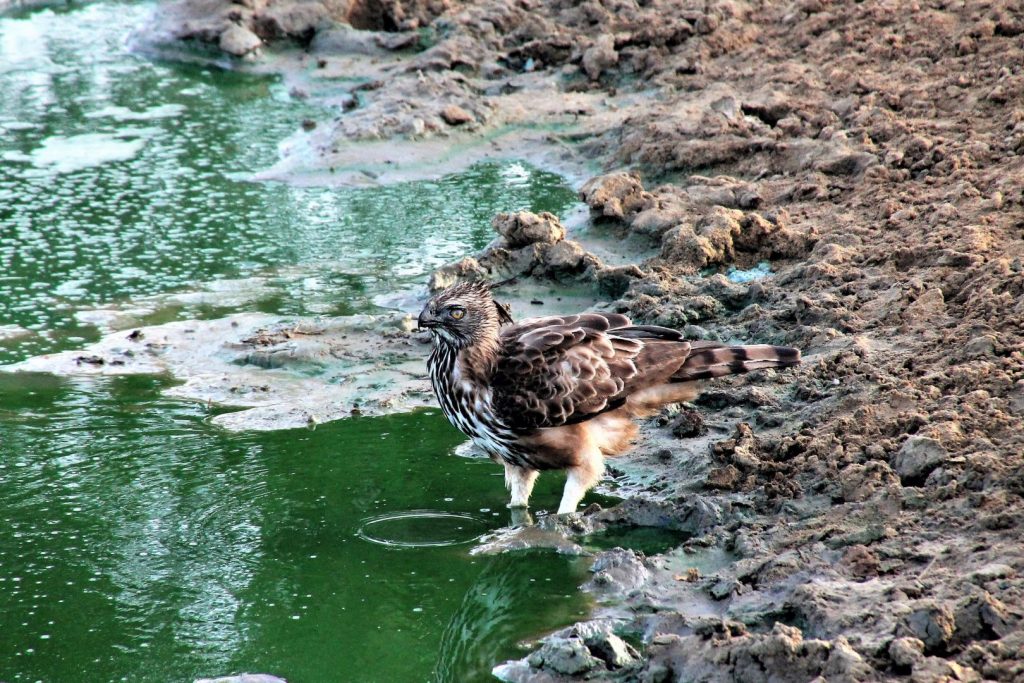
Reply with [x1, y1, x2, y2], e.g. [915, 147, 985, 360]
[2, 312, 433, 431]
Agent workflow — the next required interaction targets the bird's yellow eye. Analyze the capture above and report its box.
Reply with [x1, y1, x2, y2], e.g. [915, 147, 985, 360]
[449, 307, 465, 320]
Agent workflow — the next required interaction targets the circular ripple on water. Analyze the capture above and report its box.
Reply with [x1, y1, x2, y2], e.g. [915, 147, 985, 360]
[356, 510, 490, 549]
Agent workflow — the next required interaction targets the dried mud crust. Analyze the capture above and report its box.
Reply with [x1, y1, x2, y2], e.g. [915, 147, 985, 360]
[146, 0, 1024, 680]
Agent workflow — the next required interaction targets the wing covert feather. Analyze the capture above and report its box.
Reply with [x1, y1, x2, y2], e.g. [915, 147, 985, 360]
[491, 315, 692, 430]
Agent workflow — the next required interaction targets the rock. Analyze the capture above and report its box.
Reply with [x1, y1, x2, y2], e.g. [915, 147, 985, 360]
[903, 288, 946, 322]
[538, 239, 587, 271]
[892, 437, 949, 483]
[644, 622, 873, 682]
[582, 34, 617, 80]
[440, 104, 474, 125]
[218, 24, 262, 56]
[595, 264, 643, 298]
[571, 622, 639, 669]
[527, 637, 603, 675]
[960, 334, 998, 359]
[309, 25, 389, 55]
[902, 604, 956, 654]
[375, 31, 419, 51]
[889, 637, 926, 670]
[579, 172, 651, 221]
[400, 117, 426, 137]
[706, 464, 742, 490]
[841, 544, 880, 578]
[825, 525, 895, 549]
[584, 549, 650, 595]
[910, 657, 981, 683]
[492, 211, 566, 248]
[253, 2, 330, 42]
[685, 177, 762, 209]
[709, 578, 739, 600]
[670, 409, 706, 438]
[427, 256, 485, 291]
[967, 563, 1015, 584]
[839, 462, 900, 502]
[823, 637, 874, 680]
[630, 203, 689, 238]
[954, 592, 1013, 644]
[660, 207, 782, 271]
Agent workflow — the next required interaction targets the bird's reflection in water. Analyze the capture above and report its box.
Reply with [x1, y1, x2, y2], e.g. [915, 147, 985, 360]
[508, 507, 535, 528]
[433, 530, 589, 683]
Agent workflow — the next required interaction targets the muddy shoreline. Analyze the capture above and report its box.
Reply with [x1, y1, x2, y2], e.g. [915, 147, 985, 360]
[20, 0, 1024, 680]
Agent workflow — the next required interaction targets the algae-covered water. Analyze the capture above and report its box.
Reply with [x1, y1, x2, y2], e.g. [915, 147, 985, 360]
[0, 3, 592, 681]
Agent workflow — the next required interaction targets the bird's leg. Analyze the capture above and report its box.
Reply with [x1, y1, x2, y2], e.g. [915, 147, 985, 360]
[557, 453, 603, 515]
[504, 463, 539, 508]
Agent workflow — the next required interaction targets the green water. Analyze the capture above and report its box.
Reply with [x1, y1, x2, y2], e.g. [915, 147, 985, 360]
[0, 374, 591, 682]
[0, 2, 592, 681]
[0, 1, 577, 365]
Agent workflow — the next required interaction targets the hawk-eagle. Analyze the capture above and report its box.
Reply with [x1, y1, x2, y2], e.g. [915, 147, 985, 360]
[418, 281, 800, 514]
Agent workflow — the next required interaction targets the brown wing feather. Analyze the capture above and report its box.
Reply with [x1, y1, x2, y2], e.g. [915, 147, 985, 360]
[492, 315, 693, 430]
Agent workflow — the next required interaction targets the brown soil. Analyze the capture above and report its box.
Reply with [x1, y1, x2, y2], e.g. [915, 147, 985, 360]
[147, 0, 1024, 680]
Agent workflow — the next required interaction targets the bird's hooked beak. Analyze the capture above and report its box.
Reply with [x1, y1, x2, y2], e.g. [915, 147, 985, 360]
[417, 304, 439, 330]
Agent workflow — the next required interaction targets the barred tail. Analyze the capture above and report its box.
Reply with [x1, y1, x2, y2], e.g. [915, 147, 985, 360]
[673, 343, 801, 382]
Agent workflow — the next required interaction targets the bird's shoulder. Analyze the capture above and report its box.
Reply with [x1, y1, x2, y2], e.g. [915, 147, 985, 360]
[499, 311, 633, 344]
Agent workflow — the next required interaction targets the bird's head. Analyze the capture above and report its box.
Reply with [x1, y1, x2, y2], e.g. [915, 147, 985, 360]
[417, 280, 513, 350]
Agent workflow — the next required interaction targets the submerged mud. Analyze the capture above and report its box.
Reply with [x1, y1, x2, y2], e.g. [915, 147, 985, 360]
[22, 0, 1024, 680]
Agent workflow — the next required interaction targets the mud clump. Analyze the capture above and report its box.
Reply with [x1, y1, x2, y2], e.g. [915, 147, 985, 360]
[492, 211, 565, 248]
[429, 210, 606, 291]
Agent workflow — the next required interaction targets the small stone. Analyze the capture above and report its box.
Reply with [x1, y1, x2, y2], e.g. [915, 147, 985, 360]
[954, 592, 1013, 643]
[492, 211, 566, 248]
[440, 104, 474, 125]
[592, 633, 636, 669]
[670, 409, 706, 438]
[841, 544, 880, 578]
[427, 257, 485, 292]
[903, 604, 956, 653]
[706, 465, 741, 490]
[967, 563, 1014, 584]
[889, 637, 925, 670]
[527, 637, 603, 675]
[579, 172, 650, 221]
[961, 334, 998, 359]
[582, 34, 618, 80]
[709, 578, 739, 600]
[218, 24, 263, 57]
[892, 436, 949, 483]
[540, 240, 586, 271]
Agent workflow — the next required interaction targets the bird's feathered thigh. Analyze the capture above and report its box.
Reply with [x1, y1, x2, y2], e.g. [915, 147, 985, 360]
[490, 312, 799, 470]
